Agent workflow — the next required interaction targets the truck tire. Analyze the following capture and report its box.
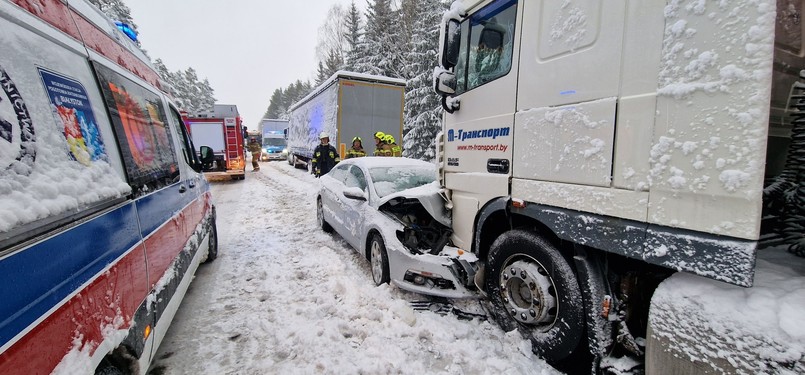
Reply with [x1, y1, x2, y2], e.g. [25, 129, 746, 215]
[485, 229, 584, 363]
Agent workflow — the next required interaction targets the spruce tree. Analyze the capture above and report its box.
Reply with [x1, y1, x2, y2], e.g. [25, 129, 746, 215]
[343, 1, 363, 71]
[402, 0, 447, 161]
[354, 0, 398, 77]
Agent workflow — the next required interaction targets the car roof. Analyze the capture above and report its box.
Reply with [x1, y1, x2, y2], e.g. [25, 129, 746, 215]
[340, 157, 436, 170]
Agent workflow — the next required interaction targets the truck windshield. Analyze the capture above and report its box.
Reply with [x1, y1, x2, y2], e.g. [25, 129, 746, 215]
[369, 166, 437, 198]
[263, 138, 286, 147]
[454, 0, 517, 94]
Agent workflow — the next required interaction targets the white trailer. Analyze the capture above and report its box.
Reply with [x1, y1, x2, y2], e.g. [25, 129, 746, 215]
[287, 71, 405, 168]
[433, 0, 804, 372]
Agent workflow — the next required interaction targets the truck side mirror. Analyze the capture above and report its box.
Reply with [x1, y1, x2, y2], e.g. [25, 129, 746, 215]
[199, 146, 214, 168]
[441, 19, 461, 69]
[434, 70, 456, 96]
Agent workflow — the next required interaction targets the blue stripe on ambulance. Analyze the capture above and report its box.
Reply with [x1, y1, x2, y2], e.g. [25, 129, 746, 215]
[0, 203, 141, 349]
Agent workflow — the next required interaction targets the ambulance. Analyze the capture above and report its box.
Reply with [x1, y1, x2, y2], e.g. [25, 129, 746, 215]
[0, 0, 219, 373]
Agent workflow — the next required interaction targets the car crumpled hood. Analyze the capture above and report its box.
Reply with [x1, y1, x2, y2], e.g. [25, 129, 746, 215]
[376, 181, 451, 227]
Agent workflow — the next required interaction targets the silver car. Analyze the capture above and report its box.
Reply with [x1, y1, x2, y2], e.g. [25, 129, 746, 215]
[316, 157, 478, 298]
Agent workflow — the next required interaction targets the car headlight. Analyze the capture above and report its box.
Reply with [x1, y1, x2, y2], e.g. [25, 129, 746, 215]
[282, 148, 288, 154]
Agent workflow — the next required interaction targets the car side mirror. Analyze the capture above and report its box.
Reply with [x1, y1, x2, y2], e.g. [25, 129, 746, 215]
[343, 187, 367, 201]
[199, 146, 214, 167]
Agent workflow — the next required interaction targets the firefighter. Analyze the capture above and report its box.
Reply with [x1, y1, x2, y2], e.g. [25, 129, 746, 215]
[384, 134, 402, 157]
[373, 131, 392, 157]
[346, 136, 366, 159]
[312, 131, 339, 177]
[247, 138, 261, 171]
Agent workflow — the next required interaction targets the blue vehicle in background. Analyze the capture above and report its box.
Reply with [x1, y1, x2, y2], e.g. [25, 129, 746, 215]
[260, 119, 289, 161]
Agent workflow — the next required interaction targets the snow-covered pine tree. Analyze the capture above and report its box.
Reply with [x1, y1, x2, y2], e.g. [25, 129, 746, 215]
[402, 0, 447, 161]
[354, 0, 400, 77]
[343, 1, 363, 71]
[263, 88, 286, 120]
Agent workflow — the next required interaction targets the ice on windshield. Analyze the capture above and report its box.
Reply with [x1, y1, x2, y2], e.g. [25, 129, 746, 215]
[369, 166, 437, 198]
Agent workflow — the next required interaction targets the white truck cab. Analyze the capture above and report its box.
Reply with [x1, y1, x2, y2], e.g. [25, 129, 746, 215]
[434, 0, 803, 371]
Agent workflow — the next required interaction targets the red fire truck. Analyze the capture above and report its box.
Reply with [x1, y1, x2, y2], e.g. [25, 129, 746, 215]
[183, 105, 246, 180]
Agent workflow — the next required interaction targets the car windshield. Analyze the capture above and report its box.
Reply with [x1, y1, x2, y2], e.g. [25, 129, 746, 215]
[369, 166, 437, 198]
[263, 138, 286, 147]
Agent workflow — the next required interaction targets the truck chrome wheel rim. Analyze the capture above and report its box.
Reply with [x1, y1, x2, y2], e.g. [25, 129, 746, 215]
[371, 240, 383, 283]
[499, 257, 558, 328]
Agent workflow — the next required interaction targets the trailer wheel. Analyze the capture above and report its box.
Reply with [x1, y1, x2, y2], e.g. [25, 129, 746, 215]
[369, 233, 390, 285]
[485, 229, 584, 363]
[317, 197, 333, 233]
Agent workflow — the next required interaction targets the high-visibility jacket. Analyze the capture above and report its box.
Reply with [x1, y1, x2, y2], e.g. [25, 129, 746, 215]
[389, 143, 402, 157]
[346, 148, 366, 159]
[374, 144, 392, 157]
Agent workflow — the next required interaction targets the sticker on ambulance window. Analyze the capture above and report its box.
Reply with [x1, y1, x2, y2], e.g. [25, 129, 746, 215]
[38, 68, 107, 166]
[0, 65, 36, 173]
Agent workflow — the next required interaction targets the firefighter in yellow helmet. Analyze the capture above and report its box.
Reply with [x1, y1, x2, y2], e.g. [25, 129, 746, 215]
[346, 136, 366, 159]
[373, 131, 392, 157]
[384, 134, 402, 157]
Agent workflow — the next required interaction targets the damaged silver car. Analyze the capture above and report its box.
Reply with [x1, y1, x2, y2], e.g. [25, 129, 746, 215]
[316, 157, 478, 298]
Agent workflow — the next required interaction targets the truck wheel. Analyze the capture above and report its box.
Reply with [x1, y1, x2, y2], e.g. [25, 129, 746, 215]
[317, 197, 333, 233]
[204, 218, 218, 263]
[485, 229, 584, 363]
[369, 233, 390, 285]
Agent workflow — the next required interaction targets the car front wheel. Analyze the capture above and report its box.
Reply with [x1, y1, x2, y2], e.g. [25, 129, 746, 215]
[317, 197, 333, 233]
[369, 233, 389, 286]
[485, 229, 584, 363]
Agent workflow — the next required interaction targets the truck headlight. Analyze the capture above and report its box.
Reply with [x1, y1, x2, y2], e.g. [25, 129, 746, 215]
[282, 148, 288, 154]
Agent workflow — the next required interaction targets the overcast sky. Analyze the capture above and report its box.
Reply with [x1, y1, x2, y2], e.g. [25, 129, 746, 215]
[128, 0, 359, 130]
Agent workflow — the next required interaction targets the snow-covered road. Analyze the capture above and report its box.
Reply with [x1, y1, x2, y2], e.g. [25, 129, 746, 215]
[146, 161, 559, 374]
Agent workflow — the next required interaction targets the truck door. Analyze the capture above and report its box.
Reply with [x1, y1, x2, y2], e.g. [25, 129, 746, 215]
[442, 0, 520, 249]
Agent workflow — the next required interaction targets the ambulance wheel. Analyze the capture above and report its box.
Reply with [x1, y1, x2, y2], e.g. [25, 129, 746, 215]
[204, 218, 218, 263]
[317, 197, 333, 233]
[485, 229, 584, 363]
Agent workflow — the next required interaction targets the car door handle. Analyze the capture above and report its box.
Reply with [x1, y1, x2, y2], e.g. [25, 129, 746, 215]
[188, 180, 196, 188]
[179, 185, 187, 193]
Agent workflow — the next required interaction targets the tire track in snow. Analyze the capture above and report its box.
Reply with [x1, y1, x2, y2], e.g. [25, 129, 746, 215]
[148, 162, 560, 375]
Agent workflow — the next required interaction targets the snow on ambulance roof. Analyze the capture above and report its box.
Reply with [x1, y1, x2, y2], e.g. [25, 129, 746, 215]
[289, 71, 407, 112]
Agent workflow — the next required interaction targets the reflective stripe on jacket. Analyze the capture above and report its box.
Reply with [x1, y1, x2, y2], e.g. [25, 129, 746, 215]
[346, 148, 366, 159]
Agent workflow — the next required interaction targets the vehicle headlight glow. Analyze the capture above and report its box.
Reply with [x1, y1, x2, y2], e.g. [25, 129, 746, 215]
[262, 148, 268, 153]
[282, 148, 288, 154]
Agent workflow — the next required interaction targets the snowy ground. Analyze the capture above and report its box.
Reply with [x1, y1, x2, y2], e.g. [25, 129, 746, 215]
[146, 160, 559, 375]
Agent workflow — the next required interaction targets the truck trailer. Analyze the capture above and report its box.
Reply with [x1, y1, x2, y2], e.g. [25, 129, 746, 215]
[432, 0, 804, 372]
[184, 104, 246, 180]
[287, 71, 405, 168]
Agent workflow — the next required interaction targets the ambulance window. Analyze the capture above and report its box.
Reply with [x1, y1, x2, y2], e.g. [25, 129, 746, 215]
[454, 0, 517, 94]
[93, 63, 179, 195]
[169, 105, 200, 169]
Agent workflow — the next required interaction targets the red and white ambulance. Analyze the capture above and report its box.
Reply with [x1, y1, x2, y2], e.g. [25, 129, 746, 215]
[0, 0, 219, 373]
